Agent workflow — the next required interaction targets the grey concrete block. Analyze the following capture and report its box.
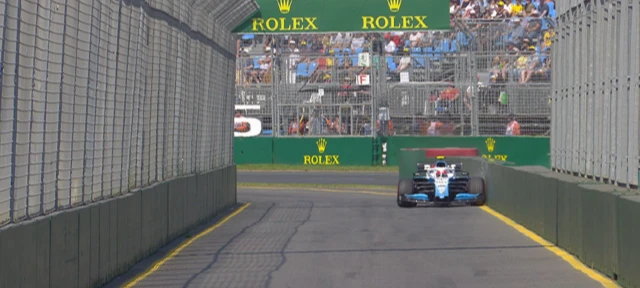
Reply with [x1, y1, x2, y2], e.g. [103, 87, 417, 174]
[98, 199, 118, 281]
[50, 210, 80, 288]
[117, 193, 142, 275]
[186, 174, 198, 229]
[78, 206, 92, 288]
[209, 170, 218, 217]
[89, 204, 101, 286]
[221, 167, 228, 208]
[168, 177, 186, 238]
[214, 169, 221, 214]
[141, 183, 169, 257]
[230, 165, 237, 204]
[0, 219, 48, 288]
[35, 218, 51, 288]
[196, 173, 208, 222]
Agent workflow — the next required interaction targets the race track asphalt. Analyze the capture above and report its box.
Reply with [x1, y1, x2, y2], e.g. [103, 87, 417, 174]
[107, 172, 604, 288]
[238, 171, 398, 186]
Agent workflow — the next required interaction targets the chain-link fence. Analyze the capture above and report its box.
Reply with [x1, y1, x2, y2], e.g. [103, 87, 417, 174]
[0, 0, 255, 227]
[235, 18, 555, 137]
[551, 0, 640, 187]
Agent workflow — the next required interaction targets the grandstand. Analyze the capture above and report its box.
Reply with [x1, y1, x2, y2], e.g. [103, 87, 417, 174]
[235, 0, 557, 136]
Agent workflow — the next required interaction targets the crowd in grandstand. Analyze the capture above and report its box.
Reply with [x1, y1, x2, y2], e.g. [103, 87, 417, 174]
[236, 0, 557, 86]
[235, 0, 556, 136]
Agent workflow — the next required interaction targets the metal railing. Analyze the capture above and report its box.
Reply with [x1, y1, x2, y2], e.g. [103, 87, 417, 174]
[235, 19, 555, 137]
[551, 0, 640, 187]
[0, 0, 254, 227]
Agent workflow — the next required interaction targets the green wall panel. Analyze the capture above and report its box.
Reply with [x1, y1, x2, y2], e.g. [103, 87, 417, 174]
[386, 136, 550, 167]
[234, 137, 274, 164]
[617, 195, 640, 288]
[579, 184, 620, 279]
[272, 137, 373, 166]
[397, 149, 428, 179]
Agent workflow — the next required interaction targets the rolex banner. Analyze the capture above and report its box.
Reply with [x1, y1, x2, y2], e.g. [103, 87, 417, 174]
[232, 0, 450, 33]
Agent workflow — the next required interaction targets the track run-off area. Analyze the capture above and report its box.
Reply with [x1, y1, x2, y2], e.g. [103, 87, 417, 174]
[108, 171, 618, 288]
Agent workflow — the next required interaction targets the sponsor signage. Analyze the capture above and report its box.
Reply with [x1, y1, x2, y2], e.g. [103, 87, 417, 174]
[232, 0, 449, 33]
[303, 138, 341, 165]
[234, 105, 263, 137]
[482, 137, 508, 161]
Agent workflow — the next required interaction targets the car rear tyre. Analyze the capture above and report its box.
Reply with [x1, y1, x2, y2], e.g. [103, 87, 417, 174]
[467, 177, 486, 206]
[397, 179, 417, 208]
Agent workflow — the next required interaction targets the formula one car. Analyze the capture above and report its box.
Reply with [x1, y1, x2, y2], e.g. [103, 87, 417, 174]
[397, 156, 486, 207]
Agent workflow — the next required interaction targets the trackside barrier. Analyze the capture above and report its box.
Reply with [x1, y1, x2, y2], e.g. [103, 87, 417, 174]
[0, 0, 255, 285]
[435, 157, 640, 288]
[234, 136, 551, 168]
[0, 165, 238, 288]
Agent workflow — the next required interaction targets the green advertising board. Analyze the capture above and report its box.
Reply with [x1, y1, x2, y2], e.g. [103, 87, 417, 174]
[235, 137, 274, 164]
[273, 137, 374, 166]
[232, 0, 450, 33]
[233, 136, 549, 168]
[386, 136, 550, 168]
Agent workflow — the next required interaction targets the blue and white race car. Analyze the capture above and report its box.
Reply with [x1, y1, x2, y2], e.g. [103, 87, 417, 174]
[397, 156, 486, 207]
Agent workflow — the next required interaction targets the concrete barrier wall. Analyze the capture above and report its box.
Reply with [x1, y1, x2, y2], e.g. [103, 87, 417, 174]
[444, 157, 640, 287]
[0, 165, 237, 288]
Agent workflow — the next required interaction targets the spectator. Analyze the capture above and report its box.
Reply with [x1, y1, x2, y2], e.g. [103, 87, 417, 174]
[495, 1, 511, 18]
[543, 28, 555, 48]
[521, 45, 540, 83]
[409, 31, 424, 48]
[524, 0, 536, 16]
[288, 118, 299, 135]
[509, 0, 524, 17]
[234, 111, 249, 133]
[257, 48, 272, 83]
[351, 33, 366, 51]
[525, 10, 542, 39]
[235, 0, 557, 88]
[392, 48, 412, 74]
[240, 49, 259, 84]
[506, 114, 521, 135]
[384, 35, 397, 55]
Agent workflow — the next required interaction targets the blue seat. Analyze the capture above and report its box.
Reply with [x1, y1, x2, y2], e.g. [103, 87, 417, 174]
[308, 61, 318, 73]
[548, 2, 556, 18]
[450, 40, 457, 52]
[440, 39, 450, 53]
[242, 34, 255, 40]
[414, 54, 426, 68]
[412, 47, 426, 68]
[351, 56, 359, 66]
[296, 62, 309, 77]
[355, 48, 364, 54]
[386, 56, 397, 72]
[456, 32, 469, 47]
[433, 47, 442, 61]
[253, 57, 261, 67]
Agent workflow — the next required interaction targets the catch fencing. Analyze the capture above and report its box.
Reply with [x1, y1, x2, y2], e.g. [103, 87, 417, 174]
[0, 0, 255, 227]
[550, 0, 640, 187]
[235, 18, 554, 138]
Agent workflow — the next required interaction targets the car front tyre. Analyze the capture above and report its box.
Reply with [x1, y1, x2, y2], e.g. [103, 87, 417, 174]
[397, 179, 418, 208]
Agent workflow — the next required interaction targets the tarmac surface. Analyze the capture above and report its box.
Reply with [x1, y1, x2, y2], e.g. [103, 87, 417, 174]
[109, 172, 604, 288]
[238, 171, 398, 186]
